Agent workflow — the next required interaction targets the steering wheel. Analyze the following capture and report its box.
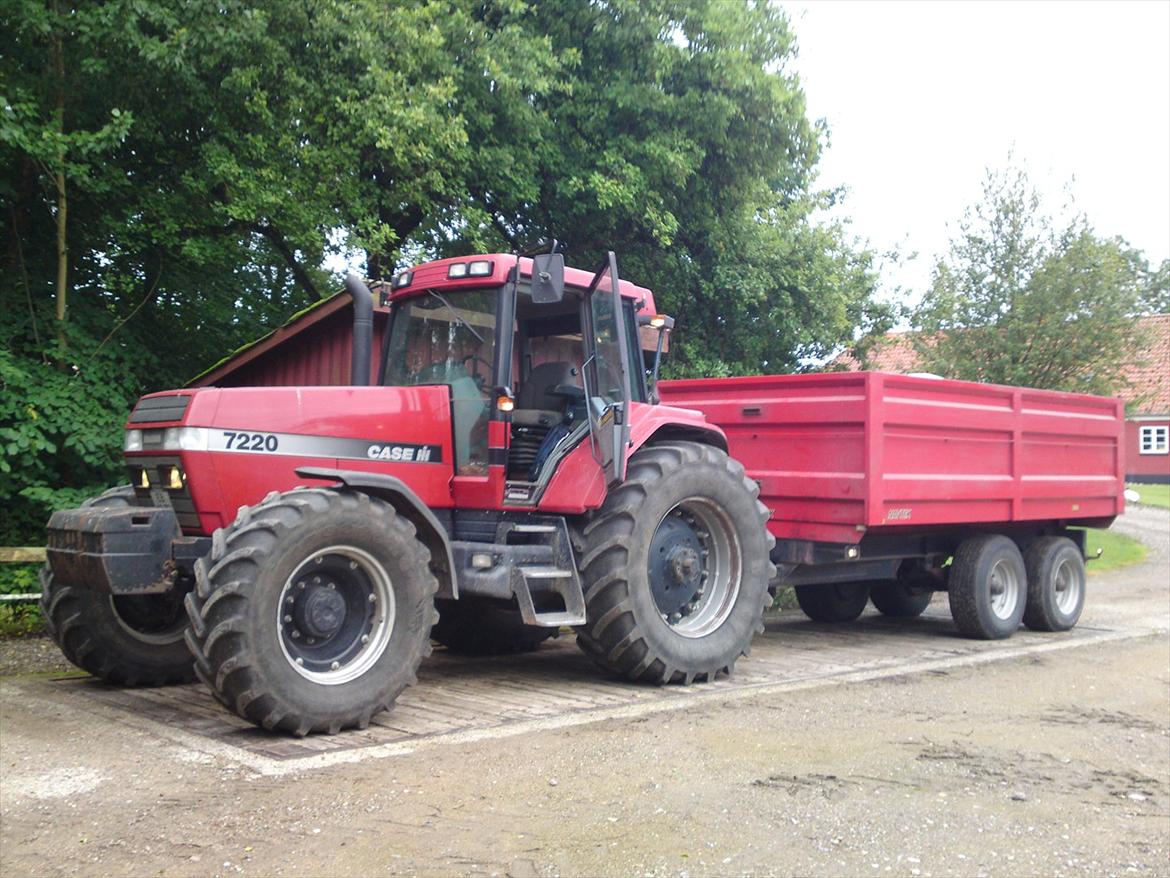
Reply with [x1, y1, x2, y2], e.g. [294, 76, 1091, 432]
[460, 354, 493, 389]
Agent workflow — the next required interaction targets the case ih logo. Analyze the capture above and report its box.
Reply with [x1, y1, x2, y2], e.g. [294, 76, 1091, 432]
[366, 443, 439, 463]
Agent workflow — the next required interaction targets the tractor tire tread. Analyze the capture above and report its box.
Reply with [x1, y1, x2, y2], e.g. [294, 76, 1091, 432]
[572, 441, 774, 686]
[184, 489, 437, 736]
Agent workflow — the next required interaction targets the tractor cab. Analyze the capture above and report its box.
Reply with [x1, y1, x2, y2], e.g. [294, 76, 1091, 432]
[43, 246, 778, 740]
[378, 251, 664, 505]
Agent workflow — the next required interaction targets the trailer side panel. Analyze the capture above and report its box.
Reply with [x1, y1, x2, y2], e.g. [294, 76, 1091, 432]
[659, 372, 1124, 545]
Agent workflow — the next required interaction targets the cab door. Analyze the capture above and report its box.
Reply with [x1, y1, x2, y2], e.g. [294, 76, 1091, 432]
[582, 252, 633, 484]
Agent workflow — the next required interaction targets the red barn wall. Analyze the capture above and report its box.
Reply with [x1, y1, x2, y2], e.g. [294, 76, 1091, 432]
[206, 308, 389, 388]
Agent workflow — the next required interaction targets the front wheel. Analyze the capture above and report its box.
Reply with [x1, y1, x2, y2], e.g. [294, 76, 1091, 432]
[574, 442, 774, 684]
[41, 485, 194, 686]
[184, 488, 439, 735]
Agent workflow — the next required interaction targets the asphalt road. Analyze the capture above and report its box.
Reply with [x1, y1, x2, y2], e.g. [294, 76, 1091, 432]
[1, 507, 1167, 877]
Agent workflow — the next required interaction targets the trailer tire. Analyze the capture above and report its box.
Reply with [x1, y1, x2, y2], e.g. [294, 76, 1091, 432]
[184, 488, 438, 735]
[1023, 536, 1085, 632]
[794, 582, 870, 622]
[947, 534, 1026, 639]
[869, 580, 934, 618]
[432, 598, 558, 655]
[573, 442, 774, 684]
[40, 486, 195, 686]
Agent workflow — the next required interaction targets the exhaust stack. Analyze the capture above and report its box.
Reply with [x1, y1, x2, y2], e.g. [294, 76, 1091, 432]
[345, 274, 374, 386]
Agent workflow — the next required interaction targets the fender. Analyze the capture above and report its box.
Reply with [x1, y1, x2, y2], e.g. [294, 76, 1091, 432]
[295, 466, 457, 599]
[627, 401, 728, 456]
[537, 402, 727, 513]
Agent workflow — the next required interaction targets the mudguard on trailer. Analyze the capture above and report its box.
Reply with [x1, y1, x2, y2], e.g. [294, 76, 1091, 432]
[294, 467, 457, 598]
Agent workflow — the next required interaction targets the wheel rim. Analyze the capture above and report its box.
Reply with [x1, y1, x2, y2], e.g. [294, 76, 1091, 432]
[987, 558, 1022, 621]
[1052, 556, 1084, 615]
[110, 594, 188, 646]
[277, 545, 395, 685]
[647, 497, 742, 638]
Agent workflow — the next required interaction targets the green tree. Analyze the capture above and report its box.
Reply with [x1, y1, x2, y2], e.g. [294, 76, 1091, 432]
[908, 166, 1163, 395]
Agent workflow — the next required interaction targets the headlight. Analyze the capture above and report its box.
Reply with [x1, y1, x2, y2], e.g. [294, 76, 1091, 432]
[161, 427, 209, 451]
[124, 429, 143, 452]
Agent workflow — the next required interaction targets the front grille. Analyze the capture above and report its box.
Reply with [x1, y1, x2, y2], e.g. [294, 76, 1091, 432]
[129, 394, 190, 424]
[126, 456, 201, 531]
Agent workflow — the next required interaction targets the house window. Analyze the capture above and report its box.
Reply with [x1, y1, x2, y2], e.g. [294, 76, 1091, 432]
[1140, 425, 1169, 455]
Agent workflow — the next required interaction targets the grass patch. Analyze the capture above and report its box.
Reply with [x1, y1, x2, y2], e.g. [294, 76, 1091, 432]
[1128, 482, 1170, 509]
[0, 562, 44, 637]
[1083, 528, 1147, 573]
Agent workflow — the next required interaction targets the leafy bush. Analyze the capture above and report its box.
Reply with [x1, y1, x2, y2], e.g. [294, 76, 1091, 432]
[0, 562, 44, 636]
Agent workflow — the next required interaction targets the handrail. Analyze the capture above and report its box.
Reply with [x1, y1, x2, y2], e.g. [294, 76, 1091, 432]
[0, 547, 45, 563]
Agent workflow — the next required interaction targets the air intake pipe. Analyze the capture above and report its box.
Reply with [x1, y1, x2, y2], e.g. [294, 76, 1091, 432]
[345, 274, 374, 386]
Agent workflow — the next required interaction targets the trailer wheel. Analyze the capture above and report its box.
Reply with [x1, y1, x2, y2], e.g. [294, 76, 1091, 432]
[869, 580, 934, 618]
[1023, 536, 1085, 632]
[794, 582, 870, 622]
[40, 486, 195, 686]
[184, 488, 438, 735]
[432, 598, 558, 655]
[947, 535, 1026, 639]
[574, 442, 774, 684]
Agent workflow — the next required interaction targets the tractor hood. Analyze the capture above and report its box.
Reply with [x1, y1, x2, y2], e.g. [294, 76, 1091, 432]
[124, 386, 455, 534]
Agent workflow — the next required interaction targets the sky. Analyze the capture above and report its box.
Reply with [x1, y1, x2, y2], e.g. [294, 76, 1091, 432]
[779, 0, 1170, 302]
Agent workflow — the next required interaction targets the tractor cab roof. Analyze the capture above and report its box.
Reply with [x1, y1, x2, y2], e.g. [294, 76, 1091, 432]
[385, 254, 657, 316]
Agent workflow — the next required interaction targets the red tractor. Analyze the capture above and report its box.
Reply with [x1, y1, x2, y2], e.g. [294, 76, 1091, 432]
[44, 251, 775, 735]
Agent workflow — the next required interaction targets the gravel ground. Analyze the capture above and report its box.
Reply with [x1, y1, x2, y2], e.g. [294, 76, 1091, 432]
[0, 634, 75, 678]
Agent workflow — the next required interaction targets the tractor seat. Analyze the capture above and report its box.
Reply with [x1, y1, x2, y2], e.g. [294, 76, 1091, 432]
[511, 361, 578, 428]
[507, 361, 578, 480]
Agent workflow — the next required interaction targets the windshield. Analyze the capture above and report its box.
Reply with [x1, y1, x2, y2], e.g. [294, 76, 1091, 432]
[384, 288, 498, 474]
[384, 288, 497, 387]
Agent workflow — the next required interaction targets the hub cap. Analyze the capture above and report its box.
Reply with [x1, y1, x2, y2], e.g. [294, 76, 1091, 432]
[988, 558, 1022, 621]
[648, 498, 742, 638]
[277, 545, 395, 685]
[1052, 555, 1084, 615]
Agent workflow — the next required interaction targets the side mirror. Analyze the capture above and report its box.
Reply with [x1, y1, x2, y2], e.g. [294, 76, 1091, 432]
[530, 252, 565, 304]
[637, 313, 674, 405]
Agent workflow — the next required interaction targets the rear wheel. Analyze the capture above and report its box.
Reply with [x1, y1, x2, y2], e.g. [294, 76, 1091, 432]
[795, 582, 870, 622]
[574, 442, 774, 684]
[1023, 536, 1085, 632]
[185, 488, 438, 735]
[40, 485, 194, 686]
[432, 598, 558, 655]
[869, 579, 934, 618]
[947, 534, 1026, 639]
